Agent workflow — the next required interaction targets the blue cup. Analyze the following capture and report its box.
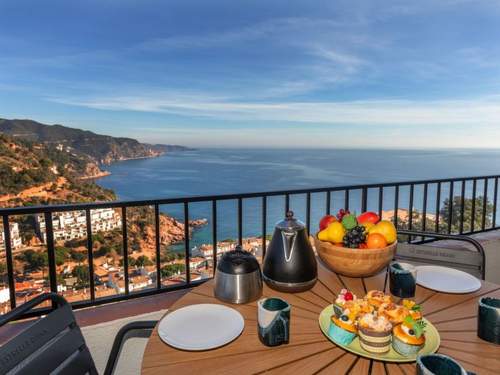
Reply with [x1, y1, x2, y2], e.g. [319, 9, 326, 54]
[478, 297, 500, 345]
[417, 354, 469, 375]
[257, 297, 290, 347]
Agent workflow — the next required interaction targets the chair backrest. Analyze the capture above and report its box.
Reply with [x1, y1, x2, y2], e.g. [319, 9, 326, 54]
[396, 242, 484, 279]
[0, 293, 97, 375]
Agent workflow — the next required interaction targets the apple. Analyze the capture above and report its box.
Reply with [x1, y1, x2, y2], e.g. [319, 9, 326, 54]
[357, 211, 380, 224]
[319, 215, 337, 231]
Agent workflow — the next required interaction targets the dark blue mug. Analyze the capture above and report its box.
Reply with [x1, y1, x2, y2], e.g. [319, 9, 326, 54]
[478, 297, 500, 345]
[257, 297, 290, 347]
[417, 354, 470, 375]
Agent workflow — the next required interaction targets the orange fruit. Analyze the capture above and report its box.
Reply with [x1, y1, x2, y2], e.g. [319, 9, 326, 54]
[366, 233, 388, 249]
[368, 220, 397, 244]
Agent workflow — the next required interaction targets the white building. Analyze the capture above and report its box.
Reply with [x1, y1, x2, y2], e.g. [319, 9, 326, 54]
[36, 208, 122, 243]
[0, 222, 23, 250]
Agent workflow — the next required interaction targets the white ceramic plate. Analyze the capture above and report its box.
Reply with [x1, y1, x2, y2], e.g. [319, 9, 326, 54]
[158, 304, 244, 351]
[416, 265, 482, 293]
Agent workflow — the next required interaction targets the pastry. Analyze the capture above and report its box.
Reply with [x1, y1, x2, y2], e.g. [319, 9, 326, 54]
[329, 309, 358, 345]
[366, 290, 392, 308]
[378, 302, 409, 324]
[392, 316, 426, 356]
[358, 313, 392, 354]
[333, 289, 356, 317]
[402, 299, 423, 321]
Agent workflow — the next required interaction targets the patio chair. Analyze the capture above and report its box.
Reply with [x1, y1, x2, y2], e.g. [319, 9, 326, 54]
[0, 293, 157, 375]
[396, 229, 485, 280]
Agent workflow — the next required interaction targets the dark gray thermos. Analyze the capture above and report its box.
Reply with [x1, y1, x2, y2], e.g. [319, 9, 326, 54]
[262, 211, 317, 292]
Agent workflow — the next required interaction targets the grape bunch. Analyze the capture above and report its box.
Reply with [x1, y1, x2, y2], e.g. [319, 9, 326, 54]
[343, 225, 367, 248]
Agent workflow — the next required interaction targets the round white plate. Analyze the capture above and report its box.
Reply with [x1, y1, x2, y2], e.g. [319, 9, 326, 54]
[158, 304, 244, 351]
[416, 265, 482, 293]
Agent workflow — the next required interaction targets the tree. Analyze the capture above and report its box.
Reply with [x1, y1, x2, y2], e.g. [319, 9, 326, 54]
[55, 247, 70, 266]
[160, 264, 185, 278]
[71, 251, 86, 265]
[440, 196, 493, 233]
[135, 255, 153, 268]
[72, 265, 89, 287]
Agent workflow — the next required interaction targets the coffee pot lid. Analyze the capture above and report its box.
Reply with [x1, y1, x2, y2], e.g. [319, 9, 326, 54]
[275, 211, 305, 231]
[217, 245, 260, 274]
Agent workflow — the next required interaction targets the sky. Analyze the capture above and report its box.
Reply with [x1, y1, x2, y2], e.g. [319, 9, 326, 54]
[1, 0, 500, 148]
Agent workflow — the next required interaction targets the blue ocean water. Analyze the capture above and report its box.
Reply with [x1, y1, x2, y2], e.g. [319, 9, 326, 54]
[97, 148, 500, 248]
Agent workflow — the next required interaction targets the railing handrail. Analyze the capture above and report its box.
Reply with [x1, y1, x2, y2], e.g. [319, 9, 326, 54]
[1, 174, 499, 215]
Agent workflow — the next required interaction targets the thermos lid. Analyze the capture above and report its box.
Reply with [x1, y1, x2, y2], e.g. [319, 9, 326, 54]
[217, 246, 260, 275]
[275, 211, 305, 231]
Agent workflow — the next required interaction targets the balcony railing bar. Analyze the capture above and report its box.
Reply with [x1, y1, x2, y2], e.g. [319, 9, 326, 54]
[326, 191, 331, 215]
[262, 196, 267, 258]
[493, 177, 498, 228]
[408, 184, 414, 237]
[121, 207, 129, 295]
[212, 200, 218, 276]
[448, 182, 454, 234]
[361, 187, 368, 213]
[471, 179, 477, 232]
[238, 198, 243, 246]
[422, 183, 428, 234]
[460, 180, 466, 234]
[2, 215, 16, 310]
[394, 185, 399, 227]
[345, 189, 350, 211]
[154, 204, 161, 289]
[482, 178, 488, 231]
[306, 192, 311, 236]
[435, 182, 441, 233]
[44, 212, 57, 297]
[85, 209, 96, 300]
[285, 194, 290, 215]
[184, 202, 190, 285]
[378, 187, 383, 219]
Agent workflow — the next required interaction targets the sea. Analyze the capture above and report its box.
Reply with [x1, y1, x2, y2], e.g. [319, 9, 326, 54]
[96, 148, 500, 251]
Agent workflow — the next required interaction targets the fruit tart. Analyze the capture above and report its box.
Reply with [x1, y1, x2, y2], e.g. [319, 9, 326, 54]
[333, 289, 357, 317]
[378, 302, 409, 324]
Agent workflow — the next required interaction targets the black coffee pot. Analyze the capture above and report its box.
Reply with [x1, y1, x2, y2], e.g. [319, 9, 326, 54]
[262, 211, 317, 292]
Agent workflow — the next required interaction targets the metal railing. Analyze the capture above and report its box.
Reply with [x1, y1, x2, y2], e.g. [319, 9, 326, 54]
[1, 174, 499, 318]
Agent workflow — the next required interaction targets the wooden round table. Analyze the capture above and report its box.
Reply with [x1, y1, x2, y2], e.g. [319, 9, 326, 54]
[142, 261, 500, 374]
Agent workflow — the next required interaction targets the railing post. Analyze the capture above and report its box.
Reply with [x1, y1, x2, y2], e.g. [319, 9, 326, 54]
[361, 187, 368, 213]
[393, 185, 399, 227]
[482, 178, 488, 231]
[285, 194, 290, 214]
[422, 183, 428, 232]
[459, 180, 466, 234]
[471, 179, 477, 232]
[448, 181, 454, 234]
[306, 192, 311, 236]
[493, 177, 498, 228]
[154, 204, 161, 289]
[345, 190, 350, 210]
[378, 187, 383, 219]
[238, 198, 243, 246]
[184, 202, 191, 284]
[262, 196, 267, 258]
[435, 182, 441, 233]
[326, 191, 331, 215]
[408, 184, 414, 232]
[85, 209, 96, 301]
[2, 215, 16, 310]
[121, 207, 129, 294]
[212, 200, 217, 275]
[44, 212, 58, 296]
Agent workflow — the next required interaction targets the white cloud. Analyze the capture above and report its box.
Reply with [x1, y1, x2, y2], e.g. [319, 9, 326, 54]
[48, 93, 500, 127]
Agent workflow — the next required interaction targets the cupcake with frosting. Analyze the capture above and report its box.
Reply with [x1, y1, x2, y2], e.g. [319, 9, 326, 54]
[358, 313, 393, 354]
[402, 299, 423, 321]
[329, 306, 358, 345]
[378, 302, 409, 325]
[333, 289, 357, 317]
[392, 316, 426, 356]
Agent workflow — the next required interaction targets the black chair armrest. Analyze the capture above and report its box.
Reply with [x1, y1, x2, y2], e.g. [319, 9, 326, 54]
[397, 229, 485, 279]
[0, 292, 68, 327]
[104, 320, 158, 375]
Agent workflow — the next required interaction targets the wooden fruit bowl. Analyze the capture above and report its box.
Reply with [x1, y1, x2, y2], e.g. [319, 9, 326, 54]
[314, 236, 397, 277]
